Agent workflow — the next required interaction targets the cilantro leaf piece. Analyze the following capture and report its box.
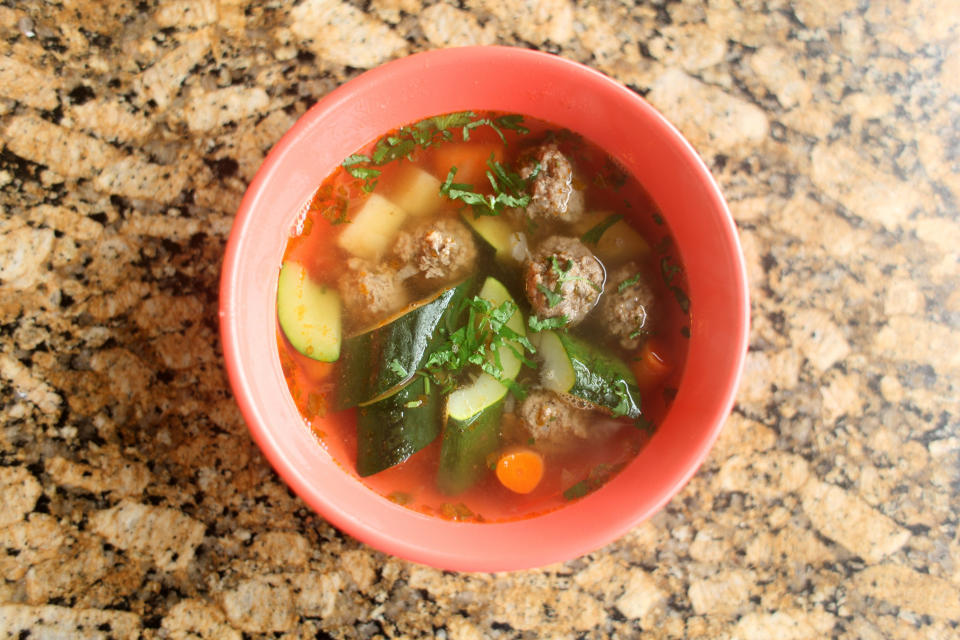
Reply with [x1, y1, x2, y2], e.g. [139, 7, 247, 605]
[536, 283, 563, 308]
[617, 272, 642, 293]
[563, 480, 589, 500]
[387, 359, 408, 378]
[342, 154, 371, 167]
[439, 157, 535, 217]
[671, 285, 691, 313]
[495, 114, 529, 134]
[527, 315, 568, 332]
[580, 213, 623, 245]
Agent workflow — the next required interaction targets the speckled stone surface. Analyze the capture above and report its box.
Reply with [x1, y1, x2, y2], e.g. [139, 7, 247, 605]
[1, 1, 958, 638]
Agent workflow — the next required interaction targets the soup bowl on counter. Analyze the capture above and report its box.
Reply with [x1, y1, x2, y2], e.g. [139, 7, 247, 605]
[220, 47, 749, 572]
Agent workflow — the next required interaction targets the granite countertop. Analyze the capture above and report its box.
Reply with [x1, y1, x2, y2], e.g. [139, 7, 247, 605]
[1, 0, 958, 638]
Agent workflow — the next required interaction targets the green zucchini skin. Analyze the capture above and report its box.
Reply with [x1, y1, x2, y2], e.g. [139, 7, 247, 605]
[436, 399, 504, 495]
[555, 332, 643, 419]
[355, 375, 440, 477]
[335, 277, 474, 410]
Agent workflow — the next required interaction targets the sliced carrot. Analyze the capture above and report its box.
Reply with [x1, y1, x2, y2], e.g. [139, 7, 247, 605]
[431, 142, 504, 187]
[495, 447, 545, 494]
[630, 338, 671, 391]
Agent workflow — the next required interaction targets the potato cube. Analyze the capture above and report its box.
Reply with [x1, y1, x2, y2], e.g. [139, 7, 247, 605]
[336, 193, 408, 260]
[387, 165, 446, 217]
[576, 211, 650, 266]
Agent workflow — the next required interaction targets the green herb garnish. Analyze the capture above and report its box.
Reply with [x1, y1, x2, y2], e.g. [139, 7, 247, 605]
[617, 272, 642, 293]
[527, 315, 568, 332]
[421, 295, 535, 391]
[634, 415, 655, 433]
[580, 213, 622, 245]
[387, 359, 408, 378]
[342, 112, 530, 193]
[563, 480, 589, 500]
[462, 114, 530, 143]
[536, 283, 563, 308]
[440, 156, 539, 217]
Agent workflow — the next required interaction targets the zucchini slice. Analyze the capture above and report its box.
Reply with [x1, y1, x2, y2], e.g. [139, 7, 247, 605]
[437, 399, 503, 495]
[460, 212, 515, 262]
[277, 261, 342, 362]
[438, 277, 526, 494]
[445, 277, 526, 420]
[335, 277, 475, 410]
[536, 330, 643, 419]
[356, 375, 440, 477]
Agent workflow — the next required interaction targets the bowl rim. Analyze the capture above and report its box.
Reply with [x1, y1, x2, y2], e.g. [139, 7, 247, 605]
[220, 46, 750, 572]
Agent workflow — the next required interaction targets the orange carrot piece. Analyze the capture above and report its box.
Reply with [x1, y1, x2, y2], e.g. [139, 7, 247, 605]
[495, 447, 545, 494]
[630, 339, 671, 391]
[432, 142, 504, 187]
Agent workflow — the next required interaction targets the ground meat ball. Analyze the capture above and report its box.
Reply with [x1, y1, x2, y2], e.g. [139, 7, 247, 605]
[337, 257, 408, 327]
[519, 390, 590, 447]
[599, 262, 656, 350]
[524, 236, 604, 325]
[516, 142, 585, 223]
[391, 216, 477, 289]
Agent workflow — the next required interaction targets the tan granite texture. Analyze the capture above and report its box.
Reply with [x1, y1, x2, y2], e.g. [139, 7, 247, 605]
[0, 0, 958, 638]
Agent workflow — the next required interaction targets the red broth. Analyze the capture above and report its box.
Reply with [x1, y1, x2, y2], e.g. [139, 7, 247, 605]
[277, 112, 689, 522]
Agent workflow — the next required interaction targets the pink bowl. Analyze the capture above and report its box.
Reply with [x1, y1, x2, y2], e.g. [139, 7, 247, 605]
[220, 47, 749, 572]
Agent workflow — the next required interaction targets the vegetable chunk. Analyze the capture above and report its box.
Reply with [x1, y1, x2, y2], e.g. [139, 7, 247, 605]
[277, 261, 342, 362]
[336, 193, 408, 260]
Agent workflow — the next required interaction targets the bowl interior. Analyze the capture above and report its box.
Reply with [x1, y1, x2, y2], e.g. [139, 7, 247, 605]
[221, 47, 749, 572]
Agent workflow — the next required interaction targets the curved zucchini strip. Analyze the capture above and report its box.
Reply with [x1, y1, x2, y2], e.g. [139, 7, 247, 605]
[277, 261, 342, 362]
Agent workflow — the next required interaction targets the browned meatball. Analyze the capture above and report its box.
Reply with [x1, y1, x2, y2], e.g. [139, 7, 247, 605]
[599, 262, 656, 350]
[337, 257, 408, 327]
[524, 236, 604, 326]
[519, 390, 590, 446]
[391, 216, 477, 289]
[516, 142, 585, 224]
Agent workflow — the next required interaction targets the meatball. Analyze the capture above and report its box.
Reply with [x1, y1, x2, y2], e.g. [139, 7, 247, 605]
[337, 257, 408, 326]
[391, 216, 477, 289]
[524, 236, 604, 326]
[519, 390, 590, 446]
[599, 262, 656, 350]
[515, 142, 585, 224]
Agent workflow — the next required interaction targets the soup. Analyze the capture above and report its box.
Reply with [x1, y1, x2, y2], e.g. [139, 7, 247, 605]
[276, 112, 689, 522]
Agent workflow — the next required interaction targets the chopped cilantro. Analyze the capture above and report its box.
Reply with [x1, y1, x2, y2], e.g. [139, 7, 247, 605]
[580, 214, 622, 245]
[617, 272, 642, 293]
[462, 114, 530, 143]
[341, 112, 531, 196]
[537, 283, 563, 308]
[440, 156, 538, 217]
[403, 398, 424, 409]
[387, 359, 408, 378]
[634, 415, 655, 433]
[660, 256, 681, 284]
[528, 314, 568, 332]
[421, 295, 536, 389]
[672, 285, 691, 313]
[563, 480, 589, 500]
[628, 326, 651, 340]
